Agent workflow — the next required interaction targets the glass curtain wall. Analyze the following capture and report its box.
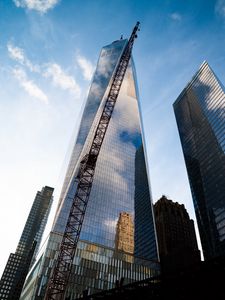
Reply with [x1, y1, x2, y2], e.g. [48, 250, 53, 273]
[173, 61, 225, 260]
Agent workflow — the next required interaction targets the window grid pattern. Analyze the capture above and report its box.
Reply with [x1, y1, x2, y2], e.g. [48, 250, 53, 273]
[0, 187, 53, 299]
[20, 40, 159, 299]
[20, 233, 159, 300]
[174, 61, 225, 260]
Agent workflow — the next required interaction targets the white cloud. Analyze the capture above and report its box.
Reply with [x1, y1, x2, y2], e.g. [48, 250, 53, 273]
[43, 63, 81, 96]
[215, 0, 225, 17]
[7, 43, 24, 62]
[13, 67, 48, 103]
[104, 218, 118, 233]
[170, 12, 182, 21]
[76, 55, 95, 81]
[7, 42, 40, 72]
[7, 42, 81, 98]
[13, 0, 59, 13]
[90, 82, 102, 98]
[97, 54, 114, 78]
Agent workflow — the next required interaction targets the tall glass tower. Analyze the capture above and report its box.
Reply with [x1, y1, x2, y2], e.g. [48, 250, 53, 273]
[20, 38, 159, 300]
[173, 61, 225, 260]
[0, 186, 54, 300]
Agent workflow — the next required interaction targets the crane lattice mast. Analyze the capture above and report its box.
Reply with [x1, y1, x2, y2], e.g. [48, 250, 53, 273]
[45, 22, 140, 300]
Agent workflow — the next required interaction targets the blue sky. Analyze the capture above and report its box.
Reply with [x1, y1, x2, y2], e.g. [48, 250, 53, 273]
[0, 0, 225, 275]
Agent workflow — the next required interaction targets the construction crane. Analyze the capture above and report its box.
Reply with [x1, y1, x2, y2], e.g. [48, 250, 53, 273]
[45, 22, 140, 300]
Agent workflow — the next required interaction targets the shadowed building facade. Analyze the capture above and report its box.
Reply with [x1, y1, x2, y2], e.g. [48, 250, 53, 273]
[154, 196, 200, 272]
[173, 61, 225, 260]
[0, 186, 54, 300]
[20, 38, 159, 300]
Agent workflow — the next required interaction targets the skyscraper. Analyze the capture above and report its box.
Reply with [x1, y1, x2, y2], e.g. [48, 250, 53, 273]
[173, 61, 225, 260]
[154, 196, 200, 272]
[20, 37, 159, 300]
[115, 212, 134, 254]
[0, 186, 54, 300]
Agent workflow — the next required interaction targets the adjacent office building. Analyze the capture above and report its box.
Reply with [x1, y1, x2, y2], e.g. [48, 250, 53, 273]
[20, 38, 159, 300]
[0, 186, 54, 300]
[173, 61, 225, 260]
[154, 195, 200, 271]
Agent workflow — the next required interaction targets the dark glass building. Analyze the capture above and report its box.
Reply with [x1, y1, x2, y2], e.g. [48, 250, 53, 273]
[20, 38, 159, 300]
[173, 61, 225, 260]
[154, 195, 200, 272]
[0, 186, 54, 300]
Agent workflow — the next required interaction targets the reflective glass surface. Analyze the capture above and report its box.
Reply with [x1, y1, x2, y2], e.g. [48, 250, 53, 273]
[53, 40, 127, 221]
[0, 187, 53, 299]
[53, 39, 158, 261]
[173, 61, 225, 260]
[20, 233, 159, 300]
[21, 40, 159, 299]
[16, 186, 53, 263]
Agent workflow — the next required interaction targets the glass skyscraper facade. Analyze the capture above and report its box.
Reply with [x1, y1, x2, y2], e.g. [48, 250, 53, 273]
[20, 39, 159, 300]
[0, 186, 54, 299]
[16, 186, 54, 263]
[173, 61, 225, 260]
